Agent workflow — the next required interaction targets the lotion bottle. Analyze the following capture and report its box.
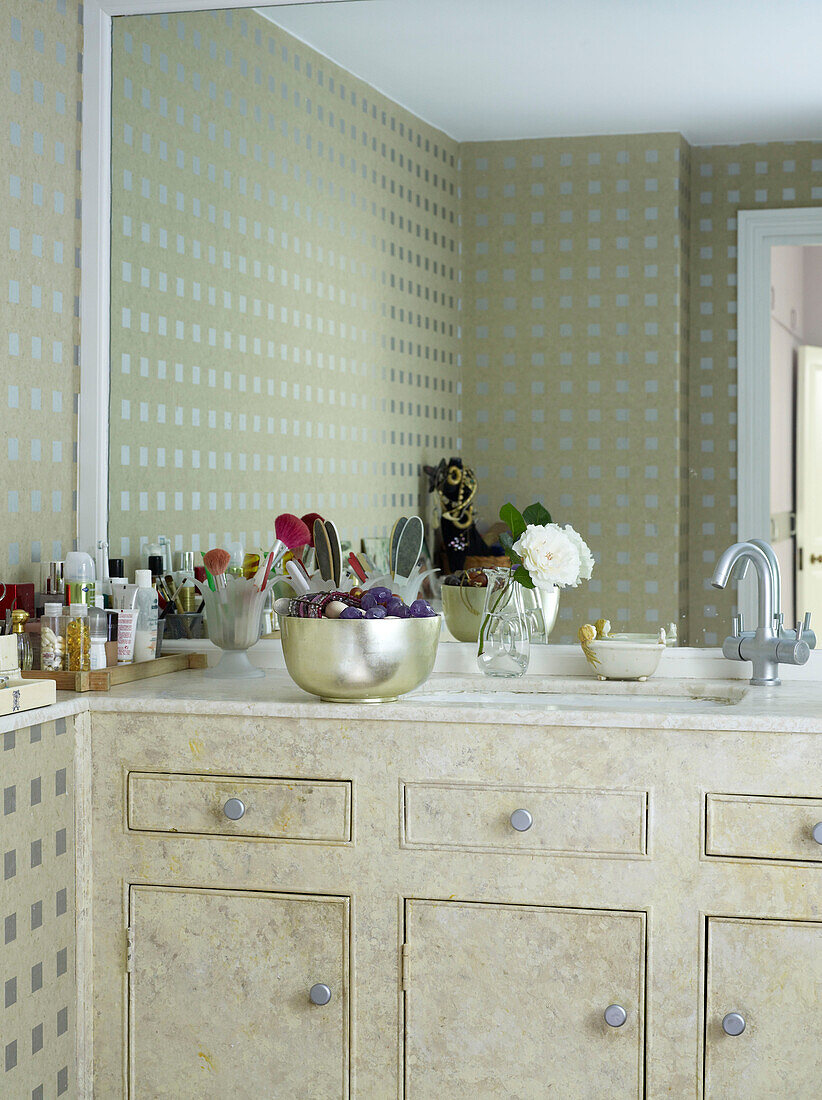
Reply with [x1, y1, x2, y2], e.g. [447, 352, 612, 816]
[133, 569, 159, 662]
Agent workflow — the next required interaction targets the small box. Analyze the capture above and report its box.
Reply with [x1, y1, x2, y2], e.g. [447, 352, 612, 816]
[0, 583, 35, 619]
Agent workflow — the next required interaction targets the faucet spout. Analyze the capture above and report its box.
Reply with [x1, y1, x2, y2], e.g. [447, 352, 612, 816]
[711, 541, 775, 637]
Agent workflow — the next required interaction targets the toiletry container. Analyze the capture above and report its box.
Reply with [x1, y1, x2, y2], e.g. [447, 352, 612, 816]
[64, 551, 96, 606]
[10, 609, 33, 671]
[66, 604, 91, 671]
[89, 606, 108, 670]
[134, 569, 159, 661]
[41, 603, 66, 671]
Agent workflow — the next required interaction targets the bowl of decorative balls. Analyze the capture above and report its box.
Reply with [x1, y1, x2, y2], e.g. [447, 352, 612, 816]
[440, 569, 490, 642]
[276, 587, 441, 702]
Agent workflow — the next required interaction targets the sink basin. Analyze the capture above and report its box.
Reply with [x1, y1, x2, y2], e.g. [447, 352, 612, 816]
[409, 676, 748, 710]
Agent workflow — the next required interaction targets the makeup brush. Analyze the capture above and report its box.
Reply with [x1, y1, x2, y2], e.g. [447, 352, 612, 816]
[202, 548, 231, 591]
[274, 513, 311, 551]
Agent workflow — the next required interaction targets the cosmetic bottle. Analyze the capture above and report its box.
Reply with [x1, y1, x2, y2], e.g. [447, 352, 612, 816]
[64, 551, 96, 606]
[41, 603, 66, 671]
[89, 607, 108, 670]
[66, 604, 91, 672]
[134, 570, 159, 662]
[10, 609, 33, 671]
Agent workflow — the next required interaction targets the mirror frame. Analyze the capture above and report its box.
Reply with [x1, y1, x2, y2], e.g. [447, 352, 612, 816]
[80, 0, 822, 601]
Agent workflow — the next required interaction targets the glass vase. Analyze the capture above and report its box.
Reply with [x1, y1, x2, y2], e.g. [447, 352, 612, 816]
[476, 567, 530, 677]
[520, 584, 560, 644]
[198, 575, 272, 679]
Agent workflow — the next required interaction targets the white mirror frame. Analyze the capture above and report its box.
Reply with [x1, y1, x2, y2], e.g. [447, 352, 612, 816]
[78, 0, 338, 554]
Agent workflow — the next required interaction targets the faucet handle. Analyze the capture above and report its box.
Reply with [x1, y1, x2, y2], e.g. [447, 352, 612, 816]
[774, 611, 784, 633]
[796, 619, 804, 642]
[732, 613, 744, 637]
[804, 611, 812, 633]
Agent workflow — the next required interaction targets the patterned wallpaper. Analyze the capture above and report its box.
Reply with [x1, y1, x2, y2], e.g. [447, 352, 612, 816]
[687, 142, 822, 644]
[1, 0, 83, 583]
[461, 134, 689, 639]
[108, 9, 462, 567]
[1, 717, 76, 1097]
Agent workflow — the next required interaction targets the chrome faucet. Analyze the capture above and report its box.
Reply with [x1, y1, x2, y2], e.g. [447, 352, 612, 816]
[711, 540, 814, 685]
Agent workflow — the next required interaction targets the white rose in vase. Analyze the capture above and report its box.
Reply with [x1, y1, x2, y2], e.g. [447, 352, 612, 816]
[561, 524, 595, 582]
[512, 523, 585, 590]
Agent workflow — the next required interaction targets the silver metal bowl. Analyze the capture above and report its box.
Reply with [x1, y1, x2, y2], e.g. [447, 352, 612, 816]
[280, 615, 442, 702]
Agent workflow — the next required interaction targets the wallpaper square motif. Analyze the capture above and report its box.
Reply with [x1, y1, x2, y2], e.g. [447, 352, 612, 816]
[1, 0, 82, 582]
[109, 9, 462, 568]
[1, 718, 75, 1097]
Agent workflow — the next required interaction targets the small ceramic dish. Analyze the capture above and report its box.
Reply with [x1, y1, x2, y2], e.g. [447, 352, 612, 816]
[583, 633, 666, 681]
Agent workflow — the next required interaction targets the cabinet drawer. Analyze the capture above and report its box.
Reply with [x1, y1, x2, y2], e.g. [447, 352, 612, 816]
[706, 793, 822, 864]
[128, 772, 352, 842]
[403, 781, 648, 856]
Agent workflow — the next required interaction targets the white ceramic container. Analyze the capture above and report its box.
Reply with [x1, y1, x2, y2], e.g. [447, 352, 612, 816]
[584, 634, 666, 680]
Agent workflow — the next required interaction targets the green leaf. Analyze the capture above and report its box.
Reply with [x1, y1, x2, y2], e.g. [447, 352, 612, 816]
[499, 502, 526, 540]
[513, 565, 535, 589]
[522, 502, 552, 527]
[498, 530, 522, 565]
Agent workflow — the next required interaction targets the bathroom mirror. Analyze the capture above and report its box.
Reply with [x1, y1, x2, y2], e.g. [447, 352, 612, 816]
[85, 0, 822, 643]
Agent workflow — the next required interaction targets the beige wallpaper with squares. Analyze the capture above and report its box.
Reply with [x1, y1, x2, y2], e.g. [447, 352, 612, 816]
[460, 133, 689, 640]
[1, 717, 76, 1097]
[109, 9, 462, 567]
[1, 0, 83, 583]
[687, 142, 822, 643]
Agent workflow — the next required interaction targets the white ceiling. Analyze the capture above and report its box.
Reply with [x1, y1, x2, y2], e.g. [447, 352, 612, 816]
[257, 0, 822, 145]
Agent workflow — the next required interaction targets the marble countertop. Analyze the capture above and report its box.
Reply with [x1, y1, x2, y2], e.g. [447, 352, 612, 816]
[4, 666, 820, 735]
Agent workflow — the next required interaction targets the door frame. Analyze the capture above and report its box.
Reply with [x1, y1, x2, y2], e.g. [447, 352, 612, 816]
[737, 207, 822, 542]
[736, 207, 822, 622]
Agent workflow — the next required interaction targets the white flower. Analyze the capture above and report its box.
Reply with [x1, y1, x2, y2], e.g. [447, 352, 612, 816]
[562, 525, 594, 582]
[512, 523, 582, 590]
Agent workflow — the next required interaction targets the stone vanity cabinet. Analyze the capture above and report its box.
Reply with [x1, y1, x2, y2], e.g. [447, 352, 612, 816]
[89, 708, 822, 1097]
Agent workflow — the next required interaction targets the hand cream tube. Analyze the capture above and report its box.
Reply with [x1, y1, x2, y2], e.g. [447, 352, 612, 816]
[116, 608, 138, 664]
[113, 581, 138, 609]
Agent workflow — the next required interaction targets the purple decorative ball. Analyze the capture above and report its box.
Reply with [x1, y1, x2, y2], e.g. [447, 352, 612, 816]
[385, 597, 405, 616]
[409, 599, 436, 618]
[364, 605, 387, 619]
[339, 606, 364, 619]
[370, 586, 392, 604]
[360, 591, 379, 611]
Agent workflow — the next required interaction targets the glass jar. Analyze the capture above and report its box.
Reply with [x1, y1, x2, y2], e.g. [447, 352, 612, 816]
[66, 604, 91, 672]
[41, 602, 66, 671]
[476, 567, 531, 677]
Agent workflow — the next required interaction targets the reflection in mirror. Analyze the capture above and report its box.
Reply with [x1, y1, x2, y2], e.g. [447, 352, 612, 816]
[108, 2, 822, 643]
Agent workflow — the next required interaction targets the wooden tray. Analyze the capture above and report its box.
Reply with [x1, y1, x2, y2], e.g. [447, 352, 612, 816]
[20, 652, 208, 692]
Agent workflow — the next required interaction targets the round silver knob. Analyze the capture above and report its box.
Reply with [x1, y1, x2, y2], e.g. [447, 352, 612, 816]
[604, 1004, 627, 1028]
[812, 821, 822, 845]
[722, 1012, 746, 1036]
[510, 808, 533, 832]
[309, 983, 332, 1006]
[223, 797, 246, 821]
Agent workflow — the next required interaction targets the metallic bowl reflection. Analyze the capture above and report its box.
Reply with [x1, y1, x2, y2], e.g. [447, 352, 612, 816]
[280, 614, 442, 702]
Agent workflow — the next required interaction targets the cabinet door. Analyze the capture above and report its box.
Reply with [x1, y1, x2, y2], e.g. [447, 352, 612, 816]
[129, 885, 349, 1098]
[705, 917, 822, 1098]
[404, 899, 645, 1098]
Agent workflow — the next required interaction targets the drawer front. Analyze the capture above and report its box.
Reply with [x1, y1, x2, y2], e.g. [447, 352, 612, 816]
[706, 793, 822, 864]
[403, 782, 648, 856]
[128, 772, 352, 842]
